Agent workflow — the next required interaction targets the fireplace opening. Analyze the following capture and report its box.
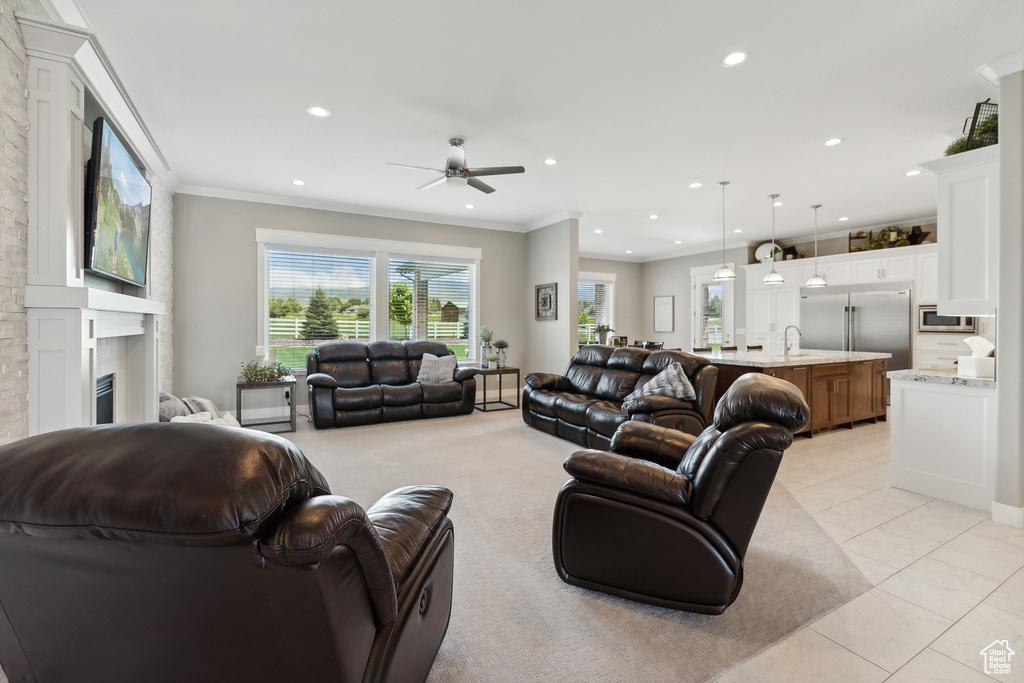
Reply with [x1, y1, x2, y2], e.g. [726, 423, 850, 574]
[96, 373, 114, 425]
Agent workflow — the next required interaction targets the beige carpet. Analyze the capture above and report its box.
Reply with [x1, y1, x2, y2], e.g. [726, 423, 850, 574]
[288, 409, 872, 682]
[0, 411, 868, 683]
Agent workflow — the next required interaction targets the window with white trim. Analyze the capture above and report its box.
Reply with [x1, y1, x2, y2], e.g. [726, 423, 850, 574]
[257, 230, 481, 369]
[577, 272, 615, 343]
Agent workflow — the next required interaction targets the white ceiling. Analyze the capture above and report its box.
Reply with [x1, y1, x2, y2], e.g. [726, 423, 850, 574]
[68, 0, 1024, 262]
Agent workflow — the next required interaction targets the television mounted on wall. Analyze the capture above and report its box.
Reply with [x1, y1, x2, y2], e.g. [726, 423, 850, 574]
[83, 117, 152, 287]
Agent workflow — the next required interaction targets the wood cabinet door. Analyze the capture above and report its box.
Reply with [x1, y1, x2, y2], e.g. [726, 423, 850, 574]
[810, 376, 833, 432]
[767, 365, 811, 433]
[849, 361, 875, 421]
[873, 360, 887, 417]
[832, 375, 852, 426]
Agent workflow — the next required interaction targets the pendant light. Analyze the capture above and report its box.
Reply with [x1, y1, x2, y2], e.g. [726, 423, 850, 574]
[762, 193, 785, 285]
[805, 204, 828, 288]
[712, 181, 737, 281]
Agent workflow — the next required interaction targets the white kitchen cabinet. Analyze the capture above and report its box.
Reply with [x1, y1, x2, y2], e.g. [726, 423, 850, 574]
[849, 254, 915, 283]
[746, 282, 799, 355]
[919, 145, 999, 316]
[915, 251, 938, 305]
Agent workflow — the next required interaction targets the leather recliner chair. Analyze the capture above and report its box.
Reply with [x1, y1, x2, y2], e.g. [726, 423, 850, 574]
[0, 423, 454, 683]
[552, 373, 810, 614]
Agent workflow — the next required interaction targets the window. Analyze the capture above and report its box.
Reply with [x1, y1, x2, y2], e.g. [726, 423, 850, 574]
[577, 272, 615, 343]
[266, 249, 373, 368]
[388, 258, 470, 359]
[256, 229, 481, 369]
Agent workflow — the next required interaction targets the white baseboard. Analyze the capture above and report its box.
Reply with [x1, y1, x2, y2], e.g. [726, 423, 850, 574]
[991, 501, 1024, 528]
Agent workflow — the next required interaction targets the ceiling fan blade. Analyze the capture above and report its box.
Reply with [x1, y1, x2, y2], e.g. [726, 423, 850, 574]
[418, 176, 448, 191]
[387, 162, 444, 173]
[467, 166, 525, 177]
[467, 177, 496, 194]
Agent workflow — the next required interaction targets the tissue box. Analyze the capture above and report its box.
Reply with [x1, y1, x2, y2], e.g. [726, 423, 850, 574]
[958, 356, 994, 378]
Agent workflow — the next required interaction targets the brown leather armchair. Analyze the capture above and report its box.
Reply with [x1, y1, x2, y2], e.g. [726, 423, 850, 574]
[552, 373, 810, 614]
[0, 424, 454, 683]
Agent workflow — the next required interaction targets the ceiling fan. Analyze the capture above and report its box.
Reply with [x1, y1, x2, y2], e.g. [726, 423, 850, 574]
[387, 138, 525, 194]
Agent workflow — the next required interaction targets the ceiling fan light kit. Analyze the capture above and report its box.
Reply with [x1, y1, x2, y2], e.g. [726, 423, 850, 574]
[762, 193, 785, 286]
[388, 138, 525, 194]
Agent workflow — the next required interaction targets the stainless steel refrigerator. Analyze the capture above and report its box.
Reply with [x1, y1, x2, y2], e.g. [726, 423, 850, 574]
[799, 284, 912, 372]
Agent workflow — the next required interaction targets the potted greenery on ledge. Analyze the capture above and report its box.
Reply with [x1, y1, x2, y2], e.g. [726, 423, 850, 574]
[239, 359, 290, 383]
[595, 324, 614, 345]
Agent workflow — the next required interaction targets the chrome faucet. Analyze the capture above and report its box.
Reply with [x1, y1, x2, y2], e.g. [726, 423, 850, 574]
[784, 325, 802, 357]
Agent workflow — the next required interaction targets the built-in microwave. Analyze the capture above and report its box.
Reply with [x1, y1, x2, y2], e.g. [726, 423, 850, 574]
[918, 305, 978, 333]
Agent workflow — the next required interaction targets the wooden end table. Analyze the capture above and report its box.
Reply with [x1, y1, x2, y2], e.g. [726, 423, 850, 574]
[236, 375, 297, 432]
[473, 366, 520, 412]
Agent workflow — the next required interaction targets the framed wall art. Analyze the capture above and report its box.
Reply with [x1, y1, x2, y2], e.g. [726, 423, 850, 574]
[653, 295, 674, 332]
[535, 283, 557, 321]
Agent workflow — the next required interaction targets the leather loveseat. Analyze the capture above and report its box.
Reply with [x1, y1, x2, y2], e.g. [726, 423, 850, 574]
[0, 423, 454, 683]
[552, 373, 811, 614]
[307, 340, 476, 429]
[522, 345, 718, 449]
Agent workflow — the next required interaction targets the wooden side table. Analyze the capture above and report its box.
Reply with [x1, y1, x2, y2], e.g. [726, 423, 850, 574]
[236, 375, 297, 432]
[473, 366, 520, 412]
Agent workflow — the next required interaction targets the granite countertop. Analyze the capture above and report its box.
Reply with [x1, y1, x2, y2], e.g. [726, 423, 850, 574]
[887, 368, 996, 389]
[695, 349, 891, 368]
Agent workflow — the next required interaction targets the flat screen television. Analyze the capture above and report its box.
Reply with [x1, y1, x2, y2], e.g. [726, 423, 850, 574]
[84, 117, 152, 287]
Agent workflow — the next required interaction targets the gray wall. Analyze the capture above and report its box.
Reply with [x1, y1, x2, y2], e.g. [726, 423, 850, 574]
[173, 193, 527, 411]
[524, 218, 578, 374]
[639, 246, 752, 350]
[579, 256, 642, 342]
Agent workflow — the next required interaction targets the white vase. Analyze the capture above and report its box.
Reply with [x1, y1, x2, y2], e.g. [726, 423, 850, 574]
[599, 332, 610, 345]
[497, 349, 507, 367]
[480, 343, 492, 362]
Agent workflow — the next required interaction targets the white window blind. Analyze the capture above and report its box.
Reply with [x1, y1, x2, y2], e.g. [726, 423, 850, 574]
[267, 249, 372, 367]
[577, 280, 613, 342]
[388, 258, 470, 351]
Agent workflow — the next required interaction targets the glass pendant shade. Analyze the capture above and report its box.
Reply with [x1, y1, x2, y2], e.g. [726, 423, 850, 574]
[804, 203, 828, 288]
[805, 273, 828, 287]
[712, 181, 737, 281]
[713, 264, 737, 281]
[763, 193, 784, 285]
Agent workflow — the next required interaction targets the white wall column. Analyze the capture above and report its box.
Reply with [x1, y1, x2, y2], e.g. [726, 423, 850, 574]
[986, 52, 1024, 525]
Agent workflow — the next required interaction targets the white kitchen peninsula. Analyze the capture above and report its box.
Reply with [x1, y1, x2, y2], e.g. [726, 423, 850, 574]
[888, 368, 997, 511]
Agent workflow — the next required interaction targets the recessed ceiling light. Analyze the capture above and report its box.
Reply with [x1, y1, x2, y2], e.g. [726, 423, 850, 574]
[305, 106, 331, 118]
[544, 158, 557, 166]
[905, 169, 921, 176]
[292, 179, 305, 186]
[733, 229, 743, 233]
[674, 240, 682, 245]
[649, 214, 658, 220]
[825, 138, 843, 146]
[773, 200, 783, 207]
[688, 182, 703, 189]
[465, 204, 474, 209]
[625, 250, 633, 254]
[722, 51, 747, 67]
[594, 229, 603, 234]
[838, 216, 849, 222]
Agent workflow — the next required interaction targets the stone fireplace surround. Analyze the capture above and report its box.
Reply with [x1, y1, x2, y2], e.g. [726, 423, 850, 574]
[20, 15, 165, 435]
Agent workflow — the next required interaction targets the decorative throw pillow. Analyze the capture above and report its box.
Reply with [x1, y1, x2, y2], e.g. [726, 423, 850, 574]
[182, 396, 220, 418]
[159, 393, 189, 422]
[621, 362, 696, 411]
[417, 353, 458, 384]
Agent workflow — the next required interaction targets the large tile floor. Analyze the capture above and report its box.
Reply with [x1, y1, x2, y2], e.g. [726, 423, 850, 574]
[717, 421, 1024, 682]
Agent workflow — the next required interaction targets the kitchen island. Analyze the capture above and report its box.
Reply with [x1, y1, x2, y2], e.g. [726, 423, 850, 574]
[888, 368, 996, 511]
[695, 349, 891, 435]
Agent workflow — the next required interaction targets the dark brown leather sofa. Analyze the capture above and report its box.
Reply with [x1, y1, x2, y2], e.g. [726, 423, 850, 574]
[0, 423, 454, 683]
[552, 373, 810, 614]
[307, 340, 476, 429]
[522, 346, 718, 449]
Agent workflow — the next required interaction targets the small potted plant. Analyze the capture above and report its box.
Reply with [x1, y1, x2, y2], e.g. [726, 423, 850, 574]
[595, 324, 614, 345]
[479, 324, 494, 362]
[493, 339, 509, 367]
[485, 353, 500, 370]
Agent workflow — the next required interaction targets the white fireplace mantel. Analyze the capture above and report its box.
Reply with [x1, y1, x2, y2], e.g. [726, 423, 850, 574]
[19, 15, 166, 434]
